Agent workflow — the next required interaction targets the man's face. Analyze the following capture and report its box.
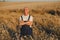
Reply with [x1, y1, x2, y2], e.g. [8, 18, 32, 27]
[24, 7, 29, 15]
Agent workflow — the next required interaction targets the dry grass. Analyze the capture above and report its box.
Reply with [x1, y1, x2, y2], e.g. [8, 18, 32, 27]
[0, 2, 60, 40]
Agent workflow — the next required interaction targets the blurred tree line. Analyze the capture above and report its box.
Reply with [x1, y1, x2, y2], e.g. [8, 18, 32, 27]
[0, 0, 6, 2]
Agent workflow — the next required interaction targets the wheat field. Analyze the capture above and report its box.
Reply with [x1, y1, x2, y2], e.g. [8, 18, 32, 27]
[0, 2, 60, 40]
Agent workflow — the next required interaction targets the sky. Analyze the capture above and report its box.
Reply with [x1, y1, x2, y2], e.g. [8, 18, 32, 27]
[1, 0, 60, 2]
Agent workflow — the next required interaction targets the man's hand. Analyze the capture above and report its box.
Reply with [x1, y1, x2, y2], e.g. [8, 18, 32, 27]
[25, 21, 33, 26]
[19, 21, 26, 25]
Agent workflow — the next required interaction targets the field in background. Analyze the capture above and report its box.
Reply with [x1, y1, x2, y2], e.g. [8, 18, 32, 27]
[0, 2, 60, 40]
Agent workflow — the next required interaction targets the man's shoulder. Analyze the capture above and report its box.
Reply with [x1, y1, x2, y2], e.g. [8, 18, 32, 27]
[19, 15, 23, 17]
[19, 15, 33, 18]
[30, 15, 33, 18]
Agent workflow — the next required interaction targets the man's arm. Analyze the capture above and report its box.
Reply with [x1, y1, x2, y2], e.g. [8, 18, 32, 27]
[19, 21, 33, 26]
[25, 21, 33, 26]
[19, 21, 25, 25]
[19, 16, 25, 25]
[26, 16, 33, 26]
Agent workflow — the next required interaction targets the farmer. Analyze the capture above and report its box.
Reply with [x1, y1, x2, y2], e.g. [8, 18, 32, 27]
[19, 7, 33, 39]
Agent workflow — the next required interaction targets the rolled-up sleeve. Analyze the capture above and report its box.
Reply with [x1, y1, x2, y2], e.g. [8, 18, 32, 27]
[29, 16, 33, 22]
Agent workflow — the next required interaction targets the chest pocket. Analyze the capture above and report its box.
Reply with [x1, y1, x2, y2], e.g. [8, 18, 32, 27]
[21, 15, 30, 22]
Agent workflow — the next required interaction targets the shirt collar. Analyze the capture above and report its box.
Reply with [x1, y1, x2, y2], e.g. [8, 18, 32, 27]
[23, 14, 29, 17]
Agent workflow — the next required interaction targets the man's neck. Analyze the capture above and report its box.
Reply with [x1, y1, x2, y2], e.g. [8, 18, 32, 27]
[24, 14, 29, 16]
